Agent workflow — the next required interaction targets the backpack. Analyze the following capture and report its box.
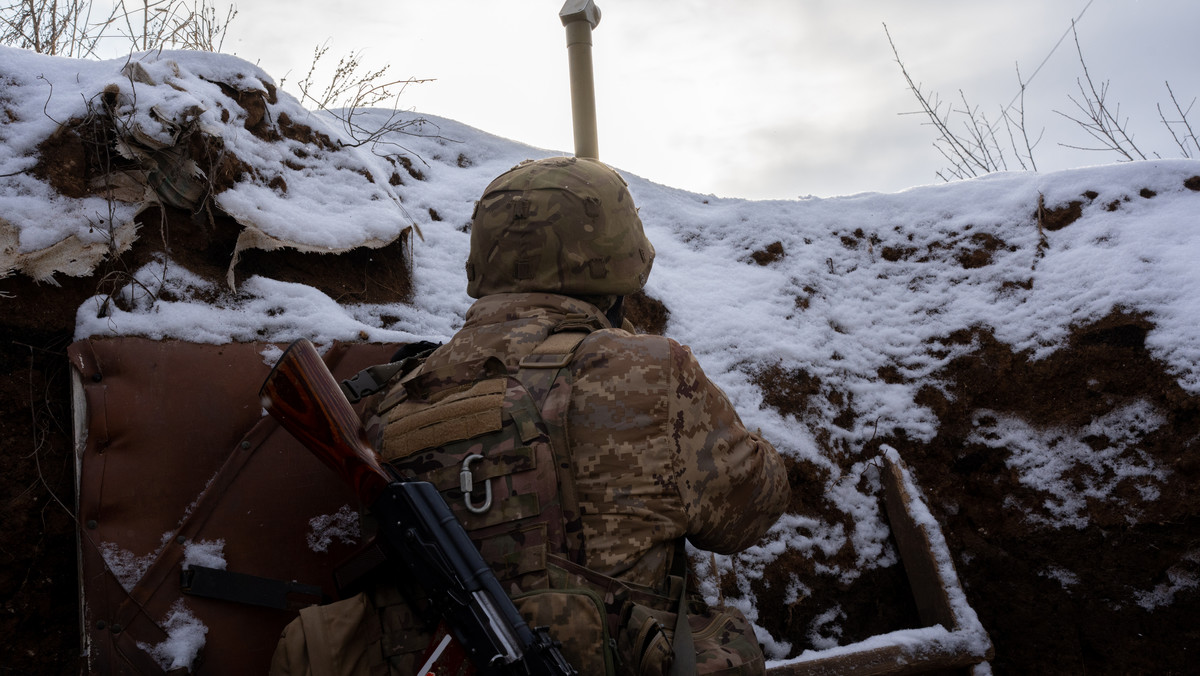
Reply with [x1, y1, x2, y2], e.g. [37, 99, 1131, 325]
[275, 322, 765, 675]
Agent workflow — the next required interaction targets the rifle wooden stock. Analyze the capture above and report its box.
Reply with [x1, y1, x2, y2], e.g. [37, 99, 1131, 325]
[259, 339, 391, 505]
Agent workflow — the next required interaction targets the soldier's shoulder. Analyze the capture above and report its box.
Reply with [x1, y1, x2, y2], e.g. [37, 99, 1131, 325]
[578, 327, 678, 360]
[570, 330, 678, 400]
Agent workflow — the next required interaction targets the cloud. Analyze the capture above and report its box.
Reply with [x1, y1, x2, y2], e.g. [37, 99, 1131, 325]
[213, 0, 1200, 198]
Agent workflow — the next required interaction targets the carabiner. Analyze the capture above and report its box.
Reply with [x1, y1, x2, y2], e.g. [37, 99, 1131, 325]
[459, 454, 493, 514]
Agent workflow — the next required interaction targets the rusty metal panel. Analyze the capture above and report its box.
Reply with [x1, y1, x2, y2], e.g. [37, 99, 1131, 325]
[69, 338, 401, 675]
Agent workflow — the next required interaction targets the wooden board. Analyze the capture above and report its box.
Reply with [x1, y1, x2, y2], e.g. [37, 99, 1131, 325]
[765, 449, 993, 676]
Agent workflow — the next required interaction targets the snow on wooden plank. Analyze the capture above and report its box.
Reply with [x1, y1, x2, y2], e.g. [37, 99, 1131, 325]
[765, 447, 993, 675]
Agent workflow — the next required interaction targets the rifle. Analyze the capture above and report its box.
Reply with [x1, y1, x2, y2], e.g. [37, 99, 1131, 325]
[260, 339, 577, 675]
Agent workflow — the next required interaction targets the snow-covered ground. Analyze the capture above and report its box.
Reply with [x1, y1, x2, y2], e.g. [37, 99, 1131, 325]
[5, 47, 1198, 669]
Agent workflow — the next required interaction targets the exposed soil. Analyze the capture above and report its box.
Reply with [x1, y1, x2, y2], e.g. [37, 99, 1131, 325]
[749, 310, 1200, 675]
[1, 266, 92, 674]
[624, 289, 671, 335]
[751, 241, 787, 266]
[29, 80, 345, 217]
[891, 312, 1200, 675]
[233, 237, 414, 305]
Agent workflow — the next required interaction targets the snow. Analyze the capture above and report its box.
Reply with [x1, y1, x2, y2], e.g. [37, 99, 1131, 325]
[97, 541, 158, 593]
[7, 47, 1200, 665]
[968, 401, 1170, 529]
[182, 539, 227, 571]
[98, 535, 226, 592]
[1040, 565, 1081, 590]
[1, 46, 409, 281]
[772, 624, 989, 670]
[306, 504, 361, 553]
[1132, 549, 1200, 611]
[137, 600, 208, 672]
[874, 447, 991, 658]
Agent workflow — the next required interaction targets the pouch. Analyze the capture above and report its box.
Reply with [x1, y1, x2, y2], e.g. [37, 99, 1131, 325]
[514, 587, 614, 675]
[617, 600, 765, 676]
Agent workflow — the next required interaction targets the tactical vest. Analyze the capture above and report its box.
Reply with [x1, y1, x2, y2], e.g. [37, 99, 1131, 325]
[367, 322, 617, 673]
[349, 322, 766, 676]
[375, 325, 590, 576]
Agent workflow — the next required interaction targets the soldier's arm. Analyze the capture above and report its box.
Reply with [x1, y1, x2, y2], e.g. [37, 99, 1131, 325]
[667, 341, 790, 554]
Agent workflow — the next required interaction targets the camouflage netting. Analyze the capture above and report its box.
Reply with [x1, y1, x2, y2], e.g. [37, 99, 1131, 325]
[0, 46, 412, 286]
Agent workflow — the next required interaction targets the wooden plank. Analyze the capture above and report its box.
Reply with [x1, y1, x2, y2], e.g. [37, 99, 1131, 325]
[766, 639, 986, 676]
[880, 452, 959, 631]
[764, 449, 993, 676]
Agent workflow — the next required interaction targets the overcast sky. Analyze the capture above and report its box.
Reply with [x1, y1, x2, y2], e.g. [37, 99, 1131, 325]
[219, 0, 1199, 200]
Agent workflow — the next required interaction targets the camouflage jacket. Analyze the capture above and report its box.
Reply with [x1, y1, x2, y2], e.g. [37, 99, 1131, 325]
[382, 292, 790, 588]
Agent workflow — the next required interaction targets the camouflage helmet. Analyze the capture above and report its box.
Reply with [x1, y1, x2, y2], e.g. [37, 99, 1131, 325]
[466, 156, 654, 298]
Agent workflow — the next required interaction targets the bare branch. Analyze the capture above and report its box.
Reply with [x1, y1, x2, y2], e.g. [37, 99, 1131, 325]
[886, 22, 1033, 181]
[1001, 62, 1040, 171]
[289, 41, 452, 164]
[1, 0, 112, 57]
[1158, 80, 1200, 158]
[1053, 22, 1146, 161]
[2, 0, 235, 55]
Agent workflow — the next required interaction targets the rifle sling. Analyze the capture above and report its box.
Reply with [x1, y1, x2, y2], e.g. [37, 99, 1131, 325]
[670, 571, 695, 676]
[180, 565, 325, 610]
[514, 325, 592, 565]
[340, 341, 442, 403]
[340, 362, 407, 403]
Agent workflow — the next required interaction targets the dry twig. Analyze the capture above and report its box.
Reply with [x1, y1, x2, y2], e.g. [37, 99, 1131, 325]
[885, 23, 1037, 181]
[1157, 81, 1200, 158]
[1054, 22, 1147, 161]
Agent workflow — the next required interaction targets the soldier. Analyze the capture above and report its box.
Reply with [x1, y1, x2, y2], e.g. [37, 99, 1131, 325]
[271, 156, 790, 675]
